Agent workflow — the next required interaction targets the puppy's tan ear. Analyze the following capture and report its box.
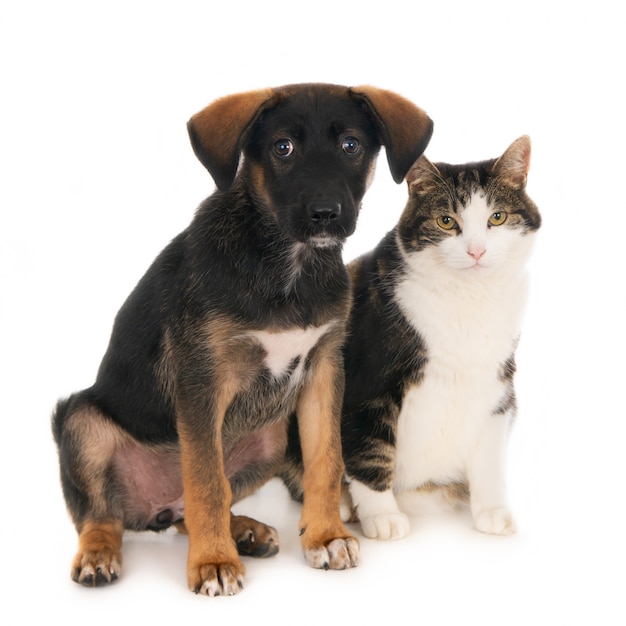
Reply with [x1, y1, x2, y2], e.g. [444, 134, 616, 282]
[350, 86, 434, 184]
[188, 89, 275, 190]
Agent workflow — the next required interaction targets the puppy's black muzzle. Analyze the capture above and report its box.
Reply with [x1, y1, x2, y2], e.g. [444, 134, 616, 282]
[293, 194, 355, 246]
[307, 202, 342, 227]
[266, 150, 364, 246]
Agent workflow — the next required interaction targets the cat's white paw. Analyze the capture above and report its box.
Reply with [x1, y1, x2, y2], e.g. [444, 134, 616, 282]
[360, 512, 410, 540]
[348, 481, 408, 540]
[473, 507, 516, 535]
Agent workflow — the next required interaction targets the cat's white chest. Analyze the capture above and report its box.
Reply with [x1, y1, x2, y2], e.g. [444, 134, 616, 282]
[394, 369, 502, 491]
[392, 267, 526, 491]
[249, 323, 332, 378]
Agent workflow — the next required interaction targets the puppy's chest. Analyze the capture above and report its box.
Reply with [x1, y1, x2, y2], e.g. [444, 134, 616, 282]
[249, 323, 333, 380]
[223, 324, 334, 438]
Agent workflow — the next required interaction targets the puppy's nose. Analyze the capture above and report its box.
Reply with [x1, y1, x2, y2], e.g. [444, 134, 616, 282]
[308, 202, 341, 226]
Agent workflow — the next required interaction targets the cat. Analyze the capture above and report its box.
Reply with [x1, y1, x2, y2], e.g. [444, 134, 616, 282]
[339, 136, 541, 539]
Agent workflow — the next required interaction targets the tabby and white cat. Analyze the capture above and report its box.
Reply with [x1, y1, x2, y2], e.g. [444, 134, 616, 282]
[340, 136, 541, 539]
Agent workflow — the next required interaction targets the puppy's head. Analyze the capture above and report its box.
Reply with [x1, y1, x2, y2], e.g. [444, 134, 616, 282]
[188, 83, 433, 246]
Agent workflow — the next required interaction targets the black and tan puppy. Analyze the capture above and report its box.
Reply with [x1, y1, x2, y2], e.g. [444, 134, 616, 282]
[52, 83, 433, 596]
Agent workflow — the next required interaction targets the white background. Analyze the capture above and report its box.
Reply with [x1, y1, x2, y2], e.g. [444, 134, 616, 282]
[1, 1, 624, 624]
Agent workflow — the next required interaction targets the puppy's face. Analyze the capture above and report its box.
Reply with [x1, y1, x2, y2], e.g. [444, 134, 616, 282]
[244, 88, 382, 247]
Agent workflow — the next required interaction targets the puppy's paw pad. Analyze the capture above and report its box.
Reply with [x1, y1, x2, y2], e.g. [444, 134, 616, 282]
[474, 507, 516, 535]
[304, 537, 359, 570]
[360, 512, 410, 540]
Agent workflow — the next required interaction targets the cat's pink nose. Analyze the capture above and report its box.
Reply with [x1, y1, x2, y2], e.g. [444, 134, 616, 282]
[468, 247, 485, 261]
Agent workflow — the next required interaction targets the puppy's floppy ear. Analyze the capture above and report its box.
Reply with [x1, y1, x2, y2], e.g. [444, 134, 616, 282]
[349, 86, 434, 184]
[187, 88, 275, 190]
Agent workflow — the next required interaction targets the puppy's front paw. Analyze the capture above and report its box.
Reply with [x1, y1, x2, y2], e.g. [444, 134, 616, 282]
[360, 512, 410, 540]
[303, 536, 360, 570]
[473, 507, 517, 535]
[188, 559, 246, 597]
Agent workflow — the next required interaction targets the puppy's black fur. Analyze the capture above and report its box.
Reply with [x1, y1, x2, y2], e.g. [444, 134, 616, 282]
[52, 83, 433, 595]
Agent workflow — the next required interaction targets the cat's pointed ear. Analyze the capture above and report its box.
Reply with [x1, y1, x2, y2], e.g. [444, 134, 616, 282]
[493, 135, 531, 188]
[406, 155, 441, 193]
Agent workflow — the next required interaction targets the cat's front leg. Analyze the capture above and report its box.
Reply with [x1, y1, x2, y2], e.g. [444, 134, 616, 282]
[342, 397, 409, 541]
[467, 414, 516, 535]
[347, 479, 410, 540]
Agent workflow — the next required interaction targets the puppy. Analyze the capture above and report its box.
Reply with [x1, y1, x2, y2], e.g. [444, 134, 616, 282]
[52, 83, 433, 596]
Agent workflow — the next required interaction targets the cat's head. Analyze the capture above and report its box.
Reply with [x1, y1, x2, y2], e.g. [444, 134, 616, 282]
[398, 136, 541, 275]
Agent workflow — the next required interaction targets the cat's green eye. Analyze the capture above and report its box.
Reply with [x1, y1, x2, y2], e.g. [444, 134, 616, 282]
[488, 211, 507, 226]
[437, 215, 457, 230]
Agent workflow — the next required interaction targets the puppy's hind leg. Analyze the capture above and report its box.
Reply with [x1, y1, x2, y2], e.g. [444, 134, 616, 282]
[225, 423, 288, 558]
[230, 514, 279, 558]
[53, 397, 127, 586]
[71, 519, 124, 587]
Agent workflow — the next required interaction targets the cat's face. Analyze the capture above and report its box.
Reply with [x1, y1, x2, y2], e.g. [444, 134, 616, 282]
[398, 136, 541, 276]
[418, 190, 536, 273]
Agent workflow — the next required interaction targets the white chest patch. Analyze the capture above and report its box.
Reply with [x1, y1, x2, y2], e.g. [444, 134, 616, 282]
[249, 323, 333, 378]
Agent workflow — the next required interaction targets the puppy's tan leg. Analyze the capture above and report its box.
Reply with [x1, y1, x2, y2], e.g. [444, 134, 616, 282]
[297, 347, 359, 570]
[71, 520, 123, 586]
[177, 356, 249, 596]
[180, 429, 245, 596]
[177, 317, 285, 595]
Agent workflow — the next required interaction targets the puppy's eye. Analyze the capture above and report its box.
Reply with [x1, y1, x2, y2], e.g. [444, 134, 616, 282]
[437, 215, 457, 230]
[488, 211, 507, 226]
[341, 136, 361, 155]
[274, 138, 294, 158]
